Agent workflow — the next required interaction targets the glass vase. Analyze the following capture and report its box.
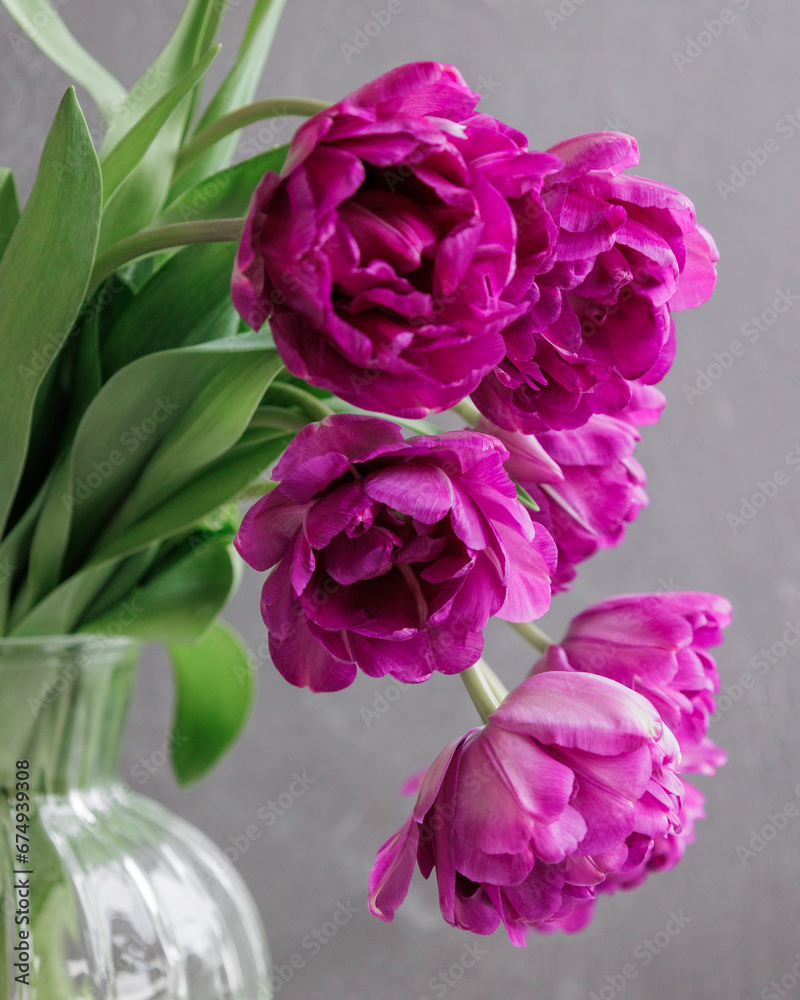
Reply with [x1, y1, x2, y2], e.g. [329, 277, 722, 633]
[0, 635, 270, 999]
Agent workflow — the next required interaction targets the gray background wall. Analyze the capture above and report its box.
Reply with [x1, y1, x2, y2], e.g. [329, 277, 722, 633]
[2, 0, 799, 997]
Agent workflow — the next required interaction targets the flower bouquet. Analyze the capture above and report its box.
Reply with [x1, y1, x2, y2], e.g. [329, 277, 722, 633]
[0, 0, 729, 993]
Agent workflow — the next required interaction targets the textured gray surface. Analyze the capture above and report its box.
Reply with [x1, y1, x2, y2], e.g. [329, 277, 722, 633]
[2, 0, 799, 996]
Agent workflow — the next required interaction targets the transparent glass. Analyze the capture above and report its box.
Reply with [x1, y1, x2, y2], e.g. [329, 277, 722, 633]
[0, 636, 270, 999]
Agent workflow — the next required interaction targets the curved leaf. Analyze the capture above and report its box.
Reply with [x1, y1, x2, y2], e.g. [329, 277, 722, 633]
[169, 622, 256, 785]
[1, 0, 126, 123]
[171, 0, 289, 196]
[98, 0, 226, 249]
[0, 168, 20, 263]
[9, 335, 283, 632]
[101, 46, 220, 204]
[157, 145, 288, 228]
[7, 430, 291, 637]
[0, 88, 101, 538]
[100, 240, 238, 377]
[92, 430, 292, 564]
[81, 537, 239, 645]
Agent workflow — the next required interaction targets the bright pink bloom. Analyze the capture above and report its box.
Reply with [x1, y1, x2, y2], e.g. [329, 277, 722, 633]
[540, 780, 706, 933]
[369, 671, 682, 944]
[472, 132, 718, 432]
[232, 62, 561, 417]
[235, 415, 555, 692]
[534, 591, 732, 773]
[479, 384, 664, 591]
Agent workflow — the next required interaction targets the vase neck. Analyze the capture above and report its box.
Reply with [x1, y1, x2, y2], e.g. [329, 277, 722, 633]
[0, 636, 140, 795]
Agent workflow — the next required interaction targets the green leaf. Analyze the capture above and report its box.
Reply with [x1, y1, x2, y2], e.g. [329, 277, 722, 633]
[76, 543, 160, 625]
[171, 0, 289, 197]
[0, 481, 47, 634]
[0, 169, 20, 262]
[6, 423, 290, 638]
[94, 345, 285, 545]
[515, 483, 540, 513]
[100, 0, 221, 154]
[10, 560, 122, 636]
[101, 46, 220, 205]
[8, 451, 73, 626]
[92, 430, 292, 564]
[6, 430, 289, 637]
[169, 622, 255, 784]
[1, 0, 126, 123]
[0, 88, 101, 539]
[100, 240, 238, 377]
[8, 338, 281, 632]
[81, 536, 239, 645]
[98, 0, 226, 250]
[157, 145, 288, 228]
[42, 336, 281, 584]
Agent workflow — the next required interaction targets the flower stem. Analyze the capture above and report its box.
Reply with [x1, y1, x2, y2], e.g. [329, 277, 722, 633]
[460, 659, 504, 725]
[477, 658, 510, 704]
[452, 398, 482, 426]
[175, 97, 331, 174]
[267, 382, 334, 421]
[509, 621, 555, 654]
[248, 406, 310, 433]
[89, 218, 245, 295]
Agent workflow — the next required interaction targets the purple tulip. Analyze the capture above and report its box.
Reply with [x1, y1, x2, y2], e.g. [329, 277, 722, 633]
[232, 62, 562, 417]
[479, 384, 664, 591]
[472, 132, 719, 432]
[539, 779, 706, 934]
[369, 671, 682, 944]
[235, 415, 555, 691]
[534, 591, 732, 774]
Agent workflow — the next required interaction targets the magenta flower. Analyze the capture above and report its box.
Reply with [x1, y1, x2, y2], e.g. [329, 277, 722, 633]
[235, 414, 555, 692]
[540, 779, 706, 934]
[369, 671, 682, 944]
[472, 131, 719, 432]
[232, 62, 562, 417]
[479, 384, 664, 591]
[534, 591, 732, 773]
